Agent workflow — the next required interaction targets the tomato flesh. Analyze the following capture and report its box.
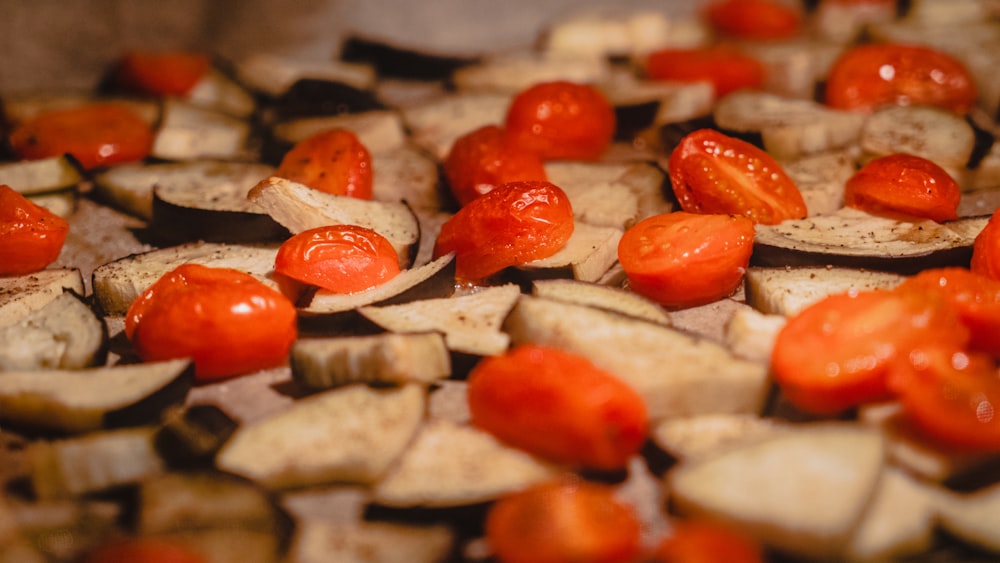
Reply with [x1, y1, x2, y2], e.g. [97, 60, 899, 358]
[467, 344, 648, 470]
[274, 224, 400, 294]
[444, 125, 549, 207]
[0, 185, 70, 276]
[82, 537, 208, 563]
[485, 477, 643, 563]
[972, 208, 1000, 282]
[125, 264, 298, 382]
[668, 129, 807, 225]
[645, 46, 765, 98]
[705, 0, 802, 40]
[825, 43, 976, 114]
[275, 128, 373, 199]
[652, 519, 765, 563]
[504, 81, 616, 161]
[9, 103, 153, 170]
[898, 268, 1000, 358]
[115, 50, 211, 97]
[618, 212, 755, 308]
[433, 180, 574, 282]
[844, 153, 960, 222]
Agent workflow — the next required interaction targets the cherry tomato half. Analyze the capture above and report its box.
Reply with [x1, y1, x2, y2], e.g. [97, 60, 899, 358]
[9, 103, 153, 170]
[467, 344, 648, 470]
[972, 208, 1000, 282]
[444, 125, 549, 207]
[504, 81, 616, 161]
[652, 519, 765, 563]
[433, 180, 574, 282]
[485, 477, 643, 563]
[115, 50, 211, 97]
[898, 268, 1000, 358]
[824, 43, 977, 114]
[0, 185, 70, 276]
[705, 0, 803, 40]
[82, 537, 208, 563]
[645, 46, 766, 98]
[275, 128, 373, 199]
[668, 128, 807, 225]
[125, 264, 298, 382]
[274, 224, 400, 294]
[618, 212, 755, 309]
[844, 153, 960, 222]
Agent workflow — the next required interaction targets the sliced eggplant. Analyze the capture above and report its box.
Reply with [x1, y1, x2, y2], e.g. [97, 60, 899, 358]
[291, 332, 451, 390]
[778, 149, 857, 216]
[0, 154, 82, 195]
[504, 295, 770, 421]
[651, 414, 790, 463]
[744, 265, 905, 316]
[0, 268, 84, 328]
[247, 176, 421, 269]
[530, 278, 671, 325]
[812, 0, 898, 43]
[28, 426, 165, 499]
[600, 70, 715, 137]
[215, 384, 426, 489]
[185, 66, 257, 119]
[751, 207, 988, 274]
[154, 404, 239, 468]
[289, 520, 454, 563]
[271, 77, 384, 120]
[91, 242, 289, 316]
[859, 104, 976, 179]
[723, 307, 786, 365]
[0, 290, 107, 370]
[844, 467, 939, 562]
[451, 50, 611, 94]
[665, 297, 751, 344]
[0, 358, 193, 434]
[512, 222, 623, 284]
[150, 99, 254, 162]
[339, 35, 478, 81]
[737, 38, 845, 99]
[235, 53, 377, 98]
[268, 109, 407, 156]
[371, 145, 445, 212]
[370, 418, 560, 508]
[400, 92, 512, 161]
[541, 9, 701, 58]
[543, 160, 670, 229]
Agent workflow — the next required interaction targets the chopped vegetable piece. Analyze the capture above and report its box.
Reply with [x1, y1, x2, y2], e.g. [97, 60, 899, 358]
[82, 537, 208, 563]
[444, 124, 548, 206]
[275, 224, 401, 294]
[898, 268, 1000, 357]
[274, 128, 373, 198]
[844, 153, 960, 222]
[504, 81, 616, 161]
[652, 519, 765, 563]
[115, 50, 211, 97]
[125, 263, 297, 382]
[0, 184, 69, 275]
[618, 212, 755, 308]
[705, 0, 802, 40]
[972, 208, 1000, 282]
[645, 46, 765, 98]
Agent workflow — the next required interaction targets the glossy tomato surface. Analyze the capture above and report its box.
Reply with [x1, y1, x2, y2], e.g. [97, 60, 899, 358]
[844, 153, 960, 222]
[668, 129, 806, 225]
[618, 212, 755, 308]
[0, 184, 70, 276]
[274, 224, 400, 294]
[433, 180, 573, 281]
[652, 519, 765, 563]
[9, 103, 153, 170]
[645, 46, 765, 98]
[467, 344, 648, 470]
[898, 268, 1000, 358]
[444, 124, 548, 207]
[275, 128, 373, 198]
[825, 43, 977, 114]
[115, 50, 211, 97]
[125, 264, 298, 381]
[504, 81, 616, 161]
[972, 208, 1000, 282]
[705, 0, 802, 40]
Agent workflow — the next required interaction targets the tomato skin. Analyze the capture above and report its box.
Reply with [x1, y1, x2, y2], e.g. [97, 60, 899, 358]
[651, 519, 765, 563]
[433, 181, 574, 282]
[275, 128, 373, 199]
[125, 264, 298, 382]
[485, 477, 643, 563]
[825, 43, 977, 114]
[972, 208, 1000, 282]
[668, 129, 807, 225]
[82, 537, 208, 563]
[898, 268, 1000, 357]
[504, 81, 616, 161]
[844, 153, 960, 222]
[771, 289, 968, 415]
[274, 224, 400, 294]
[9, 103, 153, 170]
[705, 0, 802, 40]
[888, 345, 1000, 452]
[645, 46, 765, 98]
[115, 50, 211, 97]
[0, 185, 69, 276]
[618, 212, 755, 309]
[467, 345, 648, 470]
[444, 125, 549, 207]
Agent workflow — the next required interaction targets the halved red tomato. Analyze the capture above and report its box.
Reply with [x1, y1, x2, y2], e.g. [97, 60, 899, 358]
[705, 0, 802, 40]
[645, 45, 766, 98]
[274, 224, 400, 294]
[0, 184, 70, 276]
[972, 208, 1000, 282]
[844, 153, 960, 222]
[115, 50, 211, 97]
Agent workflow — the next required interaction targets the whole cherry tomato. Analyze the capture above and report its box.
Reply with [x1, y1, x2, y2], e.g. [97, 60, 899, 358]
[504, 81, 616, 161]
[485, 477, 643, 563]
[652, 519, 765, 563]
[115, 50, 211, 97]
[125, 264, 298, 382]
[444, 125, 548, 207]
[274, 224, 400, 294]
[888, 345, 1000, 452]
[898, 268, 1000, 358]
[771, 288, 969, 415]
[825, 43, 977, 114]
[705, 0, 802, 40]
[467, 344, 648, 470]
[9, 103, 153, 170]
[668, 129, 806, 225]
[433, 180, 574, 282]
[275, 128, 373, 199]
[972, 208, 1000, 282]
[618, 212, 755, 309]
[0, 185, 70, 276]
[844, 153, 960, 222]
[82, 537, 208, 563]
[645, 46, 766, 98]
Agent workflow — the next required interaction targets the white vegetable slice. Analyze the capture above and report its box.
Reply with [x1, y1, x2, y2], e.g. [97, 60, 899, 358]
[668, 423, 885, 560]
[530, 278, 671, 325]
[291, 332, 451, 389]
[289, 521, 454, 563]
[778, 150, 857, 216]
[271, 109, 407, 154]
[150, 99, 252, 161]
[744, 266, 905, 317]
[0, 269, 84, 329]
[0, 290, 107, 370]
[723, 307, 786, 365]
[185, 67, 257, 118]
[401, 92, 512, 160]
[451, 50, 610, 94]
[844, 468, 939, 562]
[859, 104, 976, 177]
[371, 145, 444, 211]
[543, 160, 669, 229]
[0, 155, 82, 195]
[937, 480, 1000, 554]
[739, 39, 845, 99]
[515, 222, 623, 283]
[216, 384, 426, 489]
[235, 53, 377, 97]
[541, 9, 701, 57]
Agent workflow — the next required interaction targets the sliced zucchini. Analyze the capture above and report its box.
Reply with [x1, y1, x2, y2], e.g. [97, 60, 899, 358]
[150, 99, 253, 162]
[744, 265, 905, 316]
[0, 290, 107, 370]
[0, 269, 84, 329]
[651, 414, 790, 463]
[0, 155, 82, 195]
